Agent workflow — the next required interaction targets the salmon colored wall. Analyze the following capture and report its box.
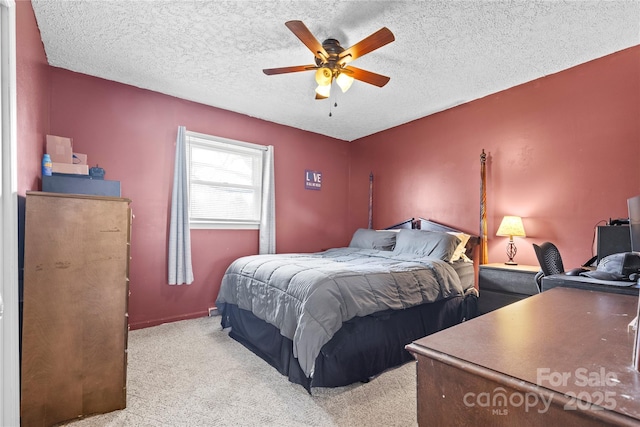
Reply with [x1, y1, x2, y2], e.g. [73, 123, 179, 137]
[46, 69, 350, 328]
[17, 1, 349, 330]
[350, 46, 640, 269]
[17, 0, 639, 327]
[16, 0, 49, 195]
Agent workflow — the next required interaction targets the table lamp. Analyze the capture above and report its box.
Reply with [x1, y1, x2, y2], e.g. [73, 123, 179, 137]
[496, 215, 526, 265]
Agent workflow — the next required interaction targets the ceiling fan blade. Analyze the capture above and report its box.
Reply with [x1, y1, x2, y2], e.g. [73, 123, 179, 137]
[344, 66, 390, 87]
[339, 27, 395, 64]
[263, 65, 316, 75]
[285, 20, 329, 60]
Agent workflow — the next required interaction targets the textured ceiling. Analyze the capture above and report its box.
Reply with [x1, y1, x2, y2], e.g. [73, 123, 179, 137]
[32, 1, 640, 142]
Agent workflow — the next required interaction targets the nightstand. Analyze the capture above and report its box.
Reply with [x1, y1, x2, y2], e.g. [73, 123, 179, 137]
[478, 263, 540, 314]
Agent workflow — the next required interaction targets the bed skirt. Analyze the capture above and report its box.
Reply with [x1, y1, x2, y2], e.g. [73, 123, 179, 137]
[220, 292, 477, 391]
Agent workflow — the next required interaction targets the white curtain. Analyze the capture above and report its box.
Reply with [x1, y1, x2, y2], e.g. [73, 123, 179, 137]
[259, 145, 275, 254]
[168, 126, 194, 285]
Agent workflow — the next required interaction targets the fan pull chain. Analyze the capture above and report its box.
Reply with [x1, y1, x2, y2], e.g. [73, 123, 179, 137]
[329, 91, 338, 117]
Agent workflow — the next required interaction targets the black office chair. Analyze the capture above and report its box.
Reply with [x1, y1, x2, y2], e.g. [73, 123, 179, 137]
[532, 242, 563, 291]
[533, 242, 565, 277]
[533, 242, 587, 289]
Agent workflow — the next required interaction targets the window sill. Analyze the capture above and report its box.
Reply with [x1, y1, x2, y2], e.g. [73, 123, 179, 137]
[190, 222, 259, 230]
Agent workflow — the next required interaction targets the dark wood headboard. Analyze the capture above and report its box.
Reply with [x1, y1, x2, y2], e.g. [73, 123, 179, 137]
[383, 218, 415, 230]
[416, 218, 480, 259]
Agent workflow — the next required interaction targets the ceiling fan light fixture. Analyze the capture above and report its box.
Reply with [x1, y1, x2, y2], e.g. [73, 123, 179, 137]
[315, 83, 331, 98]
[336, 72, 354, 93]
[263, 21, 395, 102]
[315, 68, 332, 86]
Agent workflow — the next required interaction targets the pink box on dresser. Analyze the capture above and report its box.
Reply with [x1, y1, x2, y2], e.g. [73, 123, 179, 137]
[72, 153, 87, 165]
[51, 163, 89, 175]
[46, 135, 73, 164]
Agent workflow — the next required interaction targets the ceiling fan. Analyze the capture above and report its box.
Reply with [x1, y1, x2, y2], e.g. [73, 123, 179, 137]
[263, 21, 395, 100]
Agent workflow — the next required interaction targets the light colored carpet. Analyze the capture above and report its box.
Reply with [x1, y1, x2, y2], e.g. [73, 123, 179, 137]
[63, 316, 418, 427]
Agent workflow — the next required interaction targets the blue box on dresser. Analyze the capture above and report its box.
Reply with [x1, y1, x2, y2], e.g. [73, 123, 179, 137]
[42, 174, 121, 197]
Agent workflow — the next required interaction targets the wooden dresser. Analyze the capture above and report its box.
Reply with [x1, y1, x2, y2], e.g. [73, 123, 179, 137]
[407, 288, 640, 426]
[21, 192, 131, 426]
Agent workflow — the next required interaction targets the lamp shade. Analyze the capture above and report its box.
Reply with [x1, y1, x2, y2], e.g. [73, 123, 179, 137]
[315, 84, 331, 98]
[315, 68, 332, 86]
[336, 72, 354, 93]
[496, 216, 526, 237]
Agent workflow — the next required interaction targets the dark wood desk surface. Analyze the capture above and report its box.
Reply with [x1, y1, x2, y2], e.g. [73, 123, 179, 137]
[407, 288, 640, 425]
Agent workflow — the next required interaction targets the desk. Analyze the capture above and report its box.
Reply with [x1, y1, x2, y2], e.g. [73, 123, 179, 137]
[542, 274, 640, 296]
[406, 288, 640, 426]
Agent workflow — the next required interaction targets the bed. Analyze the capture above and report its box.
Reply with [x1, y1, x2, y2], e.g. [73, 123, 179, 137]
[216, 218, 479, 391]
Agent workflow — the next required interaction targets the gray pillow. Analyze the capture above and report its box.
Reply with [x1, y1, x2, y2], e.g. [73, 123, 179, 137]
[348, 229, 397, 251]
[392, 229, 461, 261]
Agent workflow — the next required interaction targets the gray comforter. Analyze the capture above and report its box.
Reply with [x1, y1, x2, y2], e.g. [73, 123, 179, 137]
[217, 247, 466, 377]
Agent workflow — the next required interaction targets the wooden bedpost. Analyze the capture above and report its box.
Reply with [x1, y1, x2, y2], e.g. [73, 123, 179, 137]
[479, 150, 488, 264]
[368, 172, 373, 229]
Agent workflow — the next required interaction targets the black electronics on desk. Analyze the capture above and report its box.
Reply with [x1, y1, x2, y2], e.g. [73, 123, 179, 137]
[629, 195, 640, 252]
[597, 224, 631, 264]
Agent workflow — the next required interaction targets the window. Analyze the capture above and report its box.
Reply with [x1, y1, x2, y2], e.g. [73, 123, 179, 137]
[186, 131, 266, 229]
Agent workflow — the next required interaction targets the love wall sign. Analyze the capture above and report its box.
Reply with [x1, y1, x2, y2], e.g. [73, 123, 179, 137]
[305, 170, 322, 190]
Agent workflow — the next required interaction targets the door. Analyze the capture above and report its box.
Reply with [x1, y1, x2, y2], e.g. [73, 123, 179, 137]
[0, 1, 20, 426]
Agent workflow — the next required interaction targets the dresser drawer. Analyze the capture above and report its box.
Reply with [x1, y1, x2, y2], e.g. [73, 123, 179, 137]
[478, 263, 540, 314]
[477, 290, 530, 316]
[479, 267, 538, 295]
